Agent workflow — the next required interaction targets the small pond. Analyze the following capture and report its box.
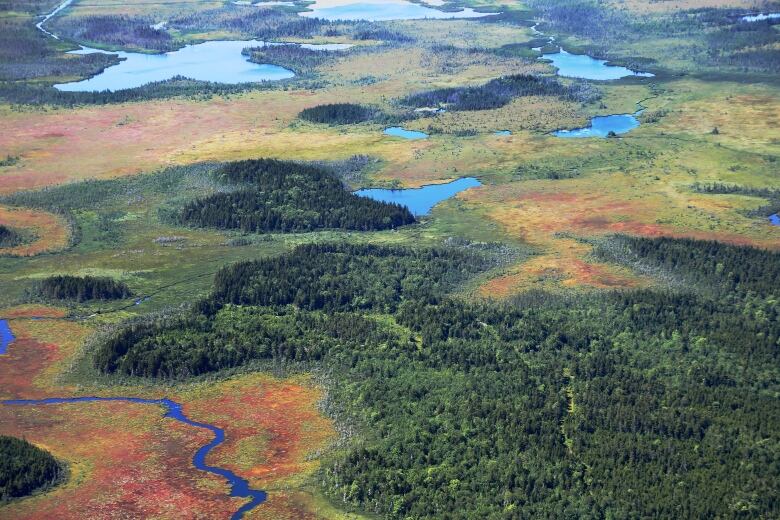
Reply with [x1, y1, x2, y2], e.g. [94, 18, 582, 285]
[770, 214, 780, 226]
[554, 112, 640, 138]
[0, 320, 14, 355]
[384, 127, 429, 140]
[355, 177, 481, 216]
[300, 0, 493, 21]
[494, 130, 512, 136]
[540, 49, 653, 81]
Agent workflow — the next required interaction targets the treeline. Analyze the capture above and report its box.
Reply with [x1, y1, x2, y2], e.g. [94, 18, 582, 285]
[705, 17, 780, 73]
[401, 74, 598, 112]
[0, 225, 22, 247]
[92, 236, 780, 517]
[167, 6, 413, 43]
[207, 243, 487, 312]
[527, 0, 780, 73]
[526, 0, 631, 44]
[169, 6, 333, 40]
[595, 234, 780, 297]
[94, 243, 490, 376]
[0, 16, 119, 81]
[691, 181, 780, 218]
[177, 159, 414, 232]
[36, 275, 133, 302]
[299, 103, 379, 124]
[49, 15, 176, 52]
[0, 436, 64, 501]
[244, 44, 338, 75]
[0, 76, 287, 107]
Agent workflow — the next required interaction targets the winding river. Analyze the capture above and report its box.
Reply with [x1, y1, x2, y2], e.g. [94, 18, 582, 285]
[2, 396, 267, 519]
[1, 318, 265, 517]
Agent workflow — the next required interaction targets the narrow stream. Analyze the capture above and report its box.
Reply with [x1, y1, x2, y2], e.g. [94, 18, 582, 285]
[2, 396, 267, 519]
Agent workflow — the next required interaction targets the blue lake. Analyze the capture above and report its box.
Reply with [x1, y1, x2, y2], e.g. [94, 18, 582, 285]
[741, 12, 780, 22]
[2, 396, 266, 519]
[300, 0, 493, 21]
[0, 320, 14, 355]
[554, 113, 640, 138]
[55, 40, 299, 92]
[384, 127, 429, 140]
[355, 177, 481, 216]
[540, 49, 653, 80]
[770, 214, 780, 226]
[494, 130, 512, 136]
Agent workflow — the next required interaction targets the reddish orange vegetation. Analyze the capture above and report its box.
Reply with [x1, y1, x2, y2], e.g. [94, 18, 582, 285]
[0, 402, 241, 520]
[0, 206, 69, 256]
[1, 305, 67, 319]
[180, 376, 337, 519]
[0, 316, 89, 399]
[466, 173, 780, 296]
[0, 311, 338, 519]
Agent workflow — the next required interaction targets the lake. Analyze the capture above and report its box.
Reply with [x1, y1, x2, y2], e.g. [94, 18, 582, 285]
[300, 0, 493, 21]
[355, 177, 481, 216]
[3, 396, 267, 519]
[0, 320, 13, 355]
[554, 112, 640, 138]
[770, 214, 780, 226]
[54, 40, 300, 92]
[38, 0, 350, 92]
[384, 127, 429, 140]
[540, 49, 653, 80]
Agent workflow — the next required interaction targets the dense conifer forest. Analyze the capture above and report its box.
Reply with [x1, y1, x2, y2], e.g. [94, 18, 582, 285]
[298, 103, 380, 124]
[244, 44, 336, 75]
[0, 436, 64, 501]
[177, 159, 415, 232]
[91, 236, 780, 518]
[37, 275, 133, 302]
[0, 225, 22, 248]
[401, 74, 598, 111]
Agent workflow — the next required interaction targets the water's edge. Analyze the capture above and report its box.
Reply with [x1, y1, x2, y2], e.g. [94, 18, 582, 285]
[2, 396, 266, 519]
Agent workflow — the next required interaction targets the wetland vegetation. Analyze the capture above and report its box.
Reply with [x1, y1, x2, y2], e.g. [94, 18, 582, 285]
[1, 0, 779, 518]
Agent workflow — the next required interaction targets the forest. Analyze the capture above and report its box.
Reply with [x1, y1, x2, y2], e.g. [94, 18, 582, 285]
[691, 182, 780, 219]
[0, 436, 64, 502]
[177, 159, 414, 232]
[298, 103, 381, 124]
[400, 74, 598, 112]
[0, 225, 22, 248]
[0, 14, 118, 81]
[49, 15, 176, 52]
[36, 275, 133, 302]
[90, 236, 780, 518]
[244, 44, 337, 76]
[528, 0, 780, 73]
